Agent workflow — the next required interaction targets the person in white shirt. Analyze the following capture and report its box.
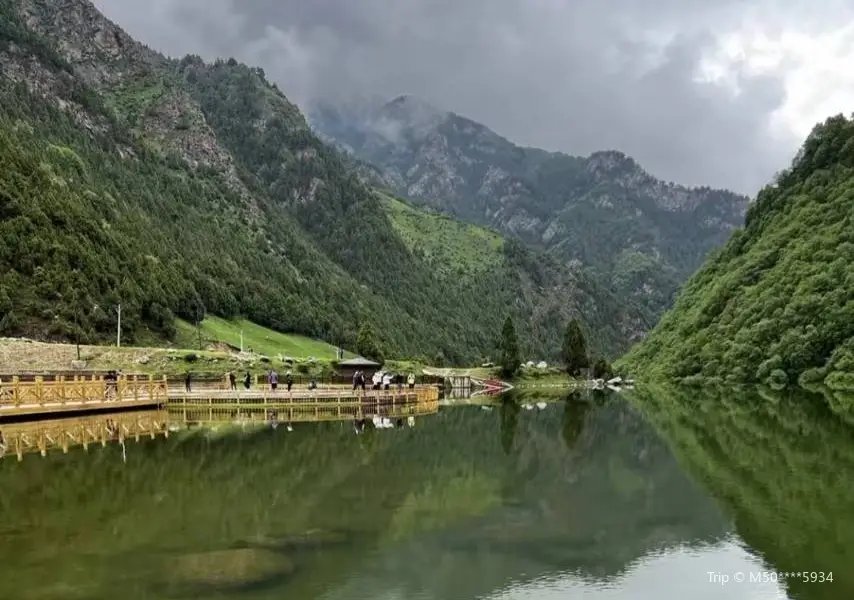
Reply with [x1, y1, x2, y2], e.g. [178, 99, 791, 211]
[382, 372, 391, 390]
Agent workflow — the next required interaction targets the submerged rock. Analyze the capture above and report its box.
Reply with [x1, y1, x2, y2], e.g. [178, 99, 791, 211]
[169, 548, 293, 587]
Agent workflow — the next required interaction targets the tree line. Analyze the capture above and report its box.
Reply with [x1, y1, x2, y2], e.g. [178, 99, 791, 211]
[497, 315, 613, 379]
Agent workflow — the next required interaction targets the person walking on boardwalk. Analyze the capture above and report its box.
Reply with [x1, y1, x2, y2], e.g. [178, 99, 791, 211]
[352, 370, 361, 391]
[244, 371, 252, 390]
[360, 371, 367, 391]
[286, 371, 293, 392]
[372, 370, 381, 390]
[269, 369, 279, 392]
[407, 372, 415, 389]
[185, 371, 192, 393]
[383, 372, 391, 391]
[105, 370, 120, 400]
[228, 371, 237, 390]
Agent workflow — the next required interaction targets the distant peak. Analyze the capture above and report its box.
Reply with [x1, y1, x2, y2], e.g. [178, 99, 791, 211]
[387, 94, 413, 105]
[380, 94, 444, 118]
[586, 150, 639, 171]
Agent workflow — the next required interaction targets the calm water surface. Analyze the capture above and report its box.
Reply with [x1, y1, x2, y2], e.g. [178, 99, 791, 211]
[0, 386, 851, 599]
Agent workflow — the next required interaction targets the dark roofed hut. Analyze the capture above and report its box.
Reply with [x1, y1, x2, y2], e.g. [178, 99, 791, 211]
[336, 357, 382, 381]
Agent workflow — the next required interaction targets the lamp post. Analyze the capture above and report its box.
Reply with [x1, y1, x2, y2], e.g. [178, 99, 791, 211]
[73, 290, 81, 361]
[196, 306, 202, 351]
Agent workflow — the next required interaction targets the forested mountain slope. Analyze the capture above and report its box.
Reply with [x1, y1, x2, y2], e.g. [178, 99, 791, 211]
[619, 115, 854, 388]
[310, 96, 749, 323]
[0, 0, 645, 363]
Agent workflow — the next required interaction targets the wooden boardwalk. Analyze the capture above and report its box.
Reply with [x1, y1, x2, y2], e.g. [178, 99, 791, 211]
[0, 374, 438, 419]
[0, 375, 169, 417]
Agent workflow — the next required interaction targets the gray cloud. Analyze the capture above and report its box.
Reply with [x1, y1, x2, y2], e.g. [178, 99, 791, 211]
[91, 0, 838, 195]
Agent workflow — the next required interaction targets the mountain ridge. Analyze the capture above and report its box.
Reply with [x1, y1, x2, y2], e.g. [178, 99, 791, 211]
[309, 95, 750, 323]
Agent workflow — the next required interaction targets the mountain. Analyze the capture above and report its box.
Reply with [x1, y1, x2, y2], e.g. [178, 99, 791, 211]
[0, 0, 645, 364]
[618, 114, 854, 388]
[309, 95, 750, 322]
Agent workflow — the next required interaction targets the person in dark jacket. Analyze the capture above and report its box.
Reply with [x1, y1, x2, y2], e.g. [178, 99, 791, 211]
[244, 372, 252, 390]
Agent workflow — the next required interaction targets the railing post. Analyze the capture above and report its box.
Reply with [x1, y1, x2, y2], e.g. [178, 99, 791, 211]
[133, 375, 139, 401]
[12, 376, 20, 407]
[148, 374, 153, 401]
[35, 376, 44, 406]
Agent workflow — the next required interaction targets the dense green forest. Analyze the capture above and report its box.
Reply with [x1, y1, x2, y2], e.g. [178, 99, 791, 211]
[0, 0, 646, 364]
[618, 114, 854, 388]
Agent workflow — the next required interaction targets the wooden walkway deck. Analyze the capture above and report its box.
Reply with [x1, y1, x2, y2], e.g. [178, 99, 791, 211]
[0, 375, 438, 419]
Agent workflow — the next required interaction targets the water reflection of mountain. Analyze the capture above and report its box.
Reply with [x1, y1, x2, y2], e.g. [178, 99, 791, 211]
[0, 391, 729, 599]
[630, 385, 854, 600]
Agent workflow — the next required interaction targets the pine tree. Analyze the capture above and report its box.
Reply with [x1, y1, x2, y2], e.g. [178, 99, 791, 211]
[562, 319, 589, 375]
[498, 316, 521, 377]
[356, 322, 384, 362]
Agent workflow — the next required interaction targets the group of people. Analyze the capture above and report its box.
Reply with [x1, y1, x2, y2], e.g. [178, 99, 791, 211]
[352, 370, 416, 391]
[225, 370, 307, 391]
[180, 368, 417, 393]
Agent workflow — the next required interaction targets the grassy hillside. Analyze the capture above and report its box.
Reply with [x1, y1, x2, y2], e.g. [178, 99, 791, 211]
[618, 114, 854, 388]
[0, 337, 340, 379]
[174, 316, 353, 360]
[381, 192, 503, 277]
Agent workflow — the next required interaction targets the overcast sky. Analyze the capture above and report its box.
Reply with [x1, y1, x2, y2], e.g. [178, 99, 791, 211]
[92, 0, 854, 196]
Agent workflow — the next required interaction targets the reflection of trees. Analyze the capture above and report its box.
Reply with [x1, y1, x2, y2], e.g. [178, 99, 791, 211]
[499, 393, 521, 455]
[561, 392, 591, 452]
[0, 391, 731, 599]
[631, 384, 854, 600]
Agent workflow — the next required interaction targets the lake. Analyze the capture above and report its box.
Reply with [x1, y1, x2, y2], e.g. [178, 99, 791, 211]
[0, 385, 850, 599]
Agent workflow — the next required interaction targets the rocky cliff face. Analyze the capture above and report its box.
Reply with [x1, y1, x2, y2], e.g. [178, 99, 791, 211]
[13, 0, 255, 202]
[309, 95, 750, 321]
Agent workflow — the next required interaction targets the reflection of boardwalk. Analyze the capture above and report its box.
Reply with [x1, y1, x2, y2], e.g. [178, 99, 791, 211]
[0, 389, 440, 460]
[0, 410, 170, 460]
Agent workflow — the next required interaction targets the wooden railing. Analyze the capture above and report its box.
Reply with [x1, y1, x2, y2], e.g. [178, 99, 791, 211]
[0, 374, 439, 419]
[0, 375, 169, 410]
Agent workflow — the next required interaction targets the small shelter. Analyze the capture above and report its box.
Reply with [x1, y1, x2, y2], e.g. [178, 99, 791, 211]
[336, 357, 382, 380]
